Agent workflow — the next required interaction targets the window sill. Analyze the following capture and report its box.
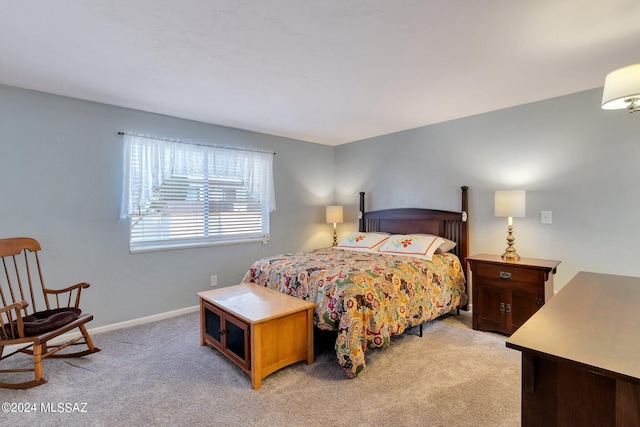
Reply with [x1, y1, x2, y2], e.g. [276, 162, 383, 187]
[130, 237, 267, 253]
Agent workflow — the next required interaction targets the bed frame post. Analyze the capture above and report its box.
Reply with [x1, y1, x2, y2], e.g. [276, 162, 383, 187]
[460, 186, 469, 268]
[359, 192, 365, 232]
[460, 185, 469, 312]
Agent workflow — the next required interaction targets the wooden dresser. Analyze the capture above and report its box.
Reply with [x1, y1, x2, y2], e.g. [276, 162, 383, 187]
[507, 271, 640, 426]
[467, 254, 560, 335]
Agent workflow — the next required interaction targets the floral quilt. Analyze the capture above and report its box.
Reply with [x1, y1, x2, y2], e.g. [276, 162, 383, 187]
[242, 248, 467, 378]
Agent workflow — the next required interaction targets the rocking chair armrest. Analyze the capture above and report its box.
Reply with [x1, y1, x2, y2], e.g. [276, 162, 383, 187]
[0, 300, 28, 339]
[43, 282, 90, 309]
[1, 300, 29, 316]
[43, 282, 91, 295]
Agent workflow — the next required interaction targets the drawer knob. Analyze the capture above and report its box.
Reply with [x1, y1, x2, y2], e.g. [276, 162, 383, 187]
[500, 271, 512, 279]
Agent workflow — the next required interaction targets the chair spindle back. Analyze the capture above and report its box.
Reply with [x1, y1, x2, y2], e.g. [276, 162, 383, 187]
[0, 238, 48, 318]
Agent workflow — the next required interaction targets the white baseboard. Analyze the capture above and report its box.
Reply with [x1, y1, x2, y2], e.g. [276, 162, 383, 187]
[88, 305, 199, 336]
[5, 305, 199, 354]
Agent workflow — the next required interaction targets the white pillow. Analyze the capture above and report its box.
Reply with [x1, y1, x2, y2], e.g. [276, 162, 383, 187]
[413, 234, 457, 253]
[436, 237, 457, 253]
[336, 232, 390, 252]
[378, 234, 445, 260]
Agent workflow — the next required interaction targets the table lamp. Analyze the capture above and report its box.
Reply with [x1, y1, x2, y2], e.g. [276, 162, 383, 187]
[326, 205, 343, 247]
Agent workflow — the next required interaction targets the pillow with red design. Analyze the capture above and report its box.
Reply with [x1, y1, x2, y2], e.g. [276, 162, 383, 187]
[378, 234, 445, 260]
[336, 232, 390, 252]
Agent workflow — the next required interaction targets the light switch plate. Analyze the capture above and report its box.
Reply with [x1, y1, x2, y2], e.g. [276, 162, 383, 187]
[541, 211, 552, 224]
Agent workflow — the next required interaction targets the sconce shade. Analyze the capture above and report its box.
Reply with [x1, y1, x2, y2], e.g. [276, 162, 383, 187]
[494, 190, 526, 218]
[601, 63, 640, 111]
[326, 205, 344, 224]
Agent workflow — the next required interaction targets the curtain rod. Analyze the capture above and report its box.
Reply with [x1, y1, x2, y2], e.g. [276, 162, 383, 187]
[117, 131, 275, 155]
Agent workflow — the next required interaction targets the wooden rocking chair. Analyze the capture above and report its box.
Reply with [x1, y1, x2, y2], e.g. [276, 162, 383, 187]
[0, 237, 100, 388]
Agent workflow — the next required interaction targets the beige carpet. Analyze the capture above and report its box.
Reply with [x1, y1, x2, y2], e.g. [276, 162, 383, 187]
[1, 311, 520, 426]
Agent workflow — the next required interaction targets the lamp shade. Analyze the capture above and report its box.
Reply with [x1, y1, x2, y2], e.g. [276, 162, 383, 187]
[326, 205, 343, 224]
[601, 63, 640, 110]
[494, 190, 526, 218]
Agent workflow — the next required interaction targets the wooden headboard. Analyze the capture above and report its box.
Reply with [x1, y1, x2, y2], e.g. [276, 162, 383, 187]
[358, 186, 469, 268]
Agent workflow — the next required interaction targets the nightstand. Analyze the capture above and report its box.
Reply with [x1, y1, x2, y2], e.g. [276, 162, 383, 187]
[467, 254, 560, 335]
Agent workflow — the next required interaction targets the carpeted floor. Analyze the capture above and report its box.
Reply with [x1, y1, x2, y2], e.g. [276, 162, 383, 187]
[1, 311, 521, 426]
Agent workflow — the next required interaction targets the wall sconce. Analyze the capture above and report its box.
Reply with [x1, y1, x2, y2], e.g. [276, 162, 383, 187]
[601, 63, 640, 113]
[326, 205, 343, 247]
[494, 190, 526, 261]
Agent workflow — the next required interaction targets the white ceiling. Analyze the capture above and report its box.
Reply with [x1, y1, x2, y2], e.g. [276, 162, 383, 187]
[2, 1, 640, 146]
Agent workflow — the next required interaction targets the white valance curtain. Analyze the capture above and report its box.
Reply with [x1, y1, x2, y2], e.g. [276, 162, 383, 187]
[120, 134, 275, 220]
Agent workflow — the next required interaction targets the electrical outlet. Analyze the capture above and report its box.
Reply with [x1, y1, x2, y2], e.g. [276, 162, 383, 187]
[210, 275, 218, 287]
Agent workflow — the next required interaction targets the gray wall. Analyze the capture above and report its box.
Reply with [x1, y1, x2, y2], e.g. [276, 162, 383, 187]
[335, 88, 640, 291]
[0, 84, 335, 327]
[2, 83, 637, 328]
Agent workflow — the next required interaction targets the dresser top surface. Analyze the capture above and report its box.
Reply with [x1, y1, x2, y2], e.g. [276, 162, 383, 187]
[507, 271, 640, 380]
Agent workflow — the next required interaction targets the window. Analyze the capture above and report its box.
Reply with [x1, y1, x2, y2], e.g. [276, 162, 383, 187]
[121, 134, 275, 252]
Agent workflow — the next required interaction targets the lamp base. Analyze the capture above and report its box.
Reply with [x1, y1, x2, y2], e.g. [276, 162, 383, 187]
[501, 250, 521, 261]
[502, 224, 521, 261]
[332, 226, 338, 247]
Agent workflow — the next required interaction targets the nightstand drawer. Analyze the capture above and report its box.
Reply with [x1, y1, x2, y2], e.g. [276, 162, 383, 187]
[474, 263, 540, 285]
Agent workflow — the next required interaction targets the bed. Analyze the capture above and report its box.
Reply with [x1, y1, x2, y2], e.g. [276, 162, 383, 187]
[243, 186, 469, 378]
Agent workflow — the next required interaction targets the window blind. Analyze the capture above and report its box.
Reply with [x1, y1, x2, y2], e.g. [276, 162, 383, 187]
[121, 134, 275, 252]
